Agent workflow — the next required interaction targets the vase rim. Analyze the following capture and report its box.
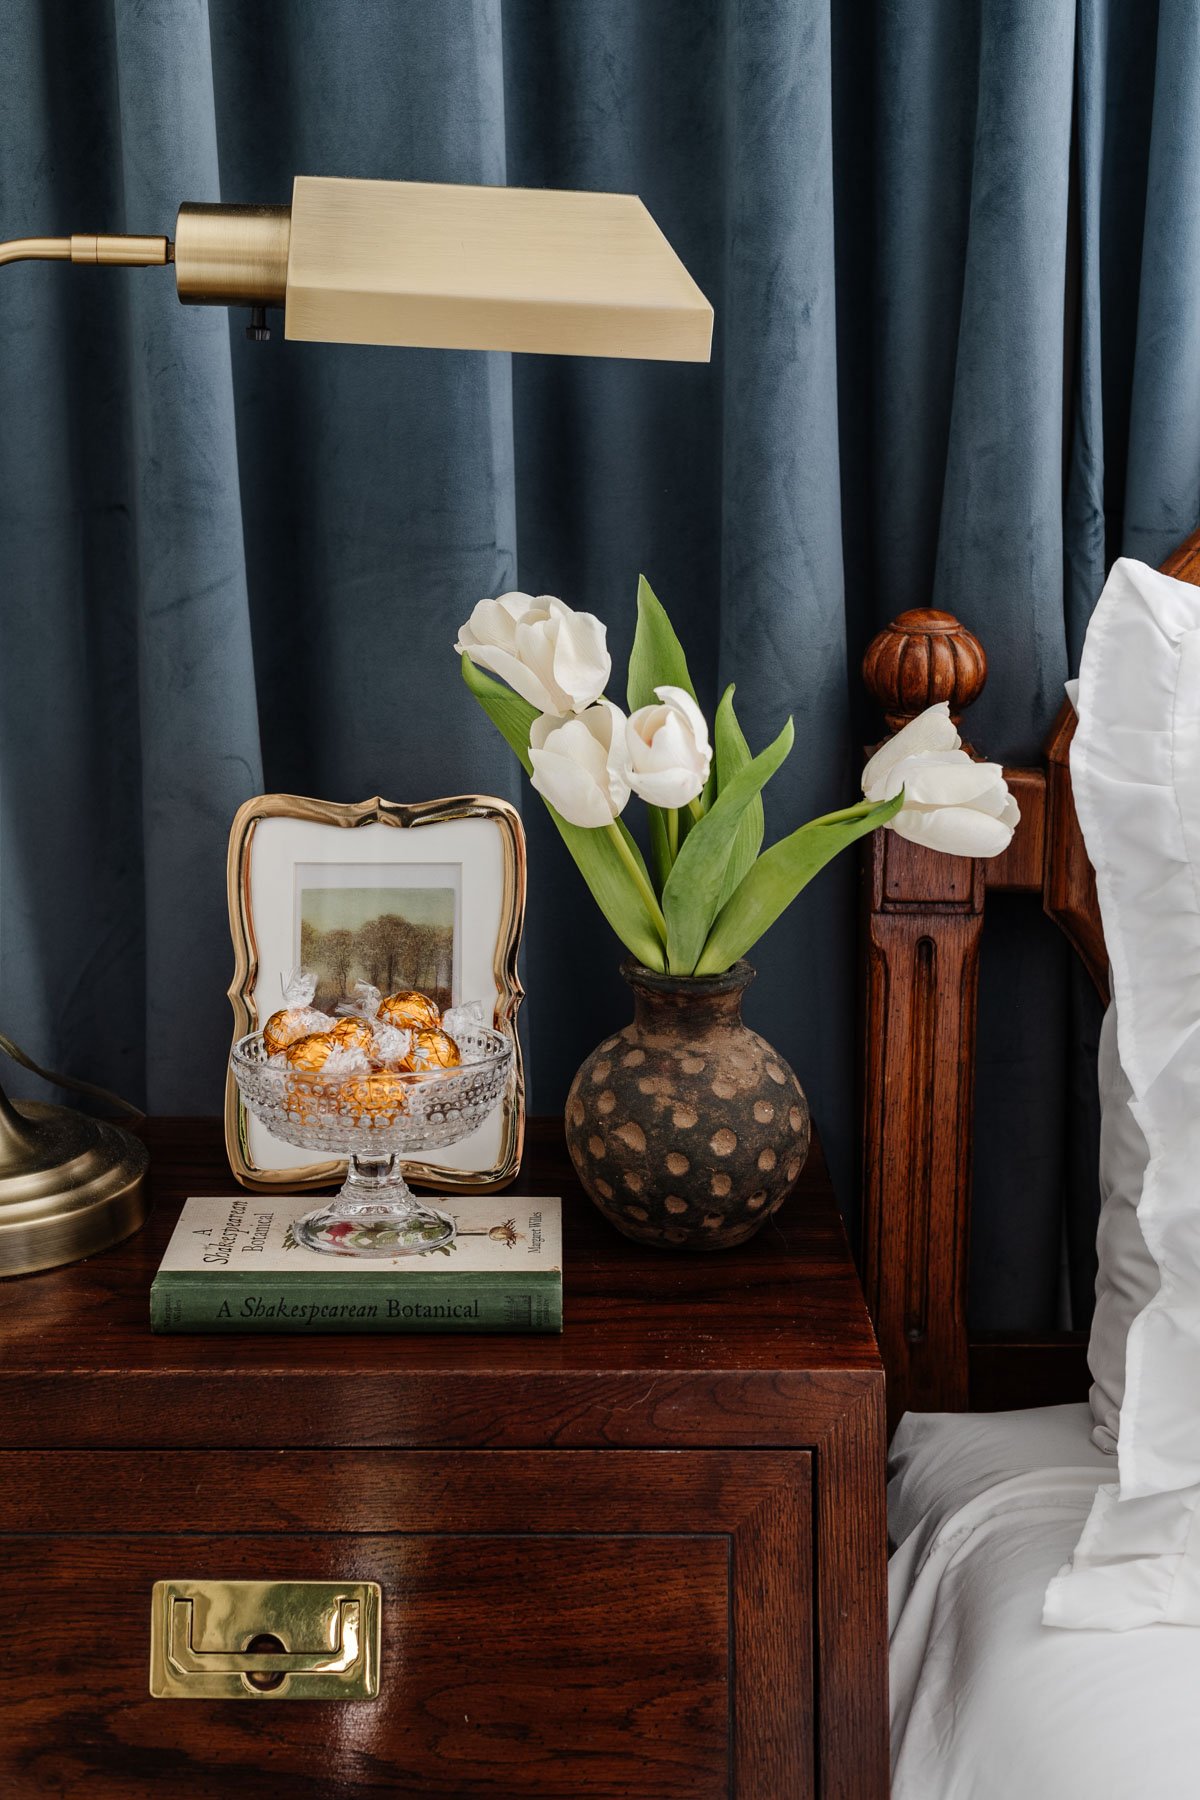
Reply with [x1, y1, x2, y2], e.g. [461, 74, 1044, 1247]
[620, 958, 755, 998]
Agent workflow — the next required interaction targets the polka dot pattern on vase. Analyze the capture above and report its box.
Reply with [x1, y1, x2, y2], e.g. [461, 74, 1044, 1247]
[564, 961, 810, 1251]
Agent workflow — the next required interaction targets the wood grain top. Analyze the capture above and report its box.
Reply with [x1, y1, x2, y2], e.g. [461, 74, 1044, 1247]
[0, 1118, 880, 1450]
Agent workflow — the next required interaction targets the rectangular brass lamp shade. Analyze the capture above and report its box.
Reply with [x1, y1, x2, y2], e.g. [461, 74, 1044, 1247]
[178, 176, 713, 361]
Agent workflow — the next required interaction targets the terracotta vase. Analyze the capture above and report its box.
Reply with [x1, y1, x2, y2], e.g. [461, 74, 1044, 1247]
[565, 960, 811, 1250]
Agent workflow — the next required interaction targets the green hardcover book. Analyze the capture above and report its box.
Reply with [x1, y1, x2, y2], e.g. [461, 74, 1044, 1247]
[150, 1195, 563, 1334]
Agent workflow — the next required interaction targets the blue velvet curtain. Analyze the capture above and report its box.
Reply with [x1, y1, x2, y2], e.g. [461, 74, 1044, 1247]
[3, 2, 1196, 1325]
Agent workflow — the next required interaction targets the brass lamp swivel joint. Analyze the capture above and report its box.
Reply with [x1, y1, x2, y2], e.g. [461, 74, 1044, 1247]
[172, 204, 290, 310]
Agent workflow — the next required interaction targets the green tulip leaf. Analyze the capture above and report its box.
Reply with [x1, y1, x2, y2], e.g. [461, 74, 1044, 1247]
[460, 653, 537, 775]
[461, 654, 666, 969]
[647, 806, 673, 893]
[712, 685, 765, 908]
[626, 573, 700, 713]
[693, 791, 905, 976]
[552, 820, 666, 971]
[662, 715, 794, 973]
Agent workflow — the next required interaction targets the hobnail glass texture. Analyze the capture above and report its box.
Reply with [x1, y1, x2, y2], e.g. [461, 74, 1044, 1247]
[231, 1026, 512, 1156]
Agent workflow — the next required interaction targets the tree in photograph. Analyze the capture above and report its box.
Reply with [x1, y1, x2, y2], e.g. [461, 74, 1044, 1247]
[355, 912, 414, 993]
[319, 927, 355, 997]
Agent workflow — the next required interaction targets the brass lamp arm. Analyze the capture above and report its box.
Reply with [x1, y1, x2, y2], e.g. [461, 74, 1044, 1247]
[1, 209, 290, 314]
[0, 233, 171, 267]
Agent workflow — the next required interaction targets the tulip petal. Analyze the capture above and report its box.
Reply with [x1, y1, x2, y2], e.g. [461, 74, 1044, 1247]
[547, 599, 611, 712]
[628, 766, 708, 808]
[528, 710, 564, 753]
[890, 752, 1008, 807]
[641, 711, 694, 771]
[891, 804, 1015, 857]
[968, 784, 1022, 826]
[515, 617, 568, 711]
[653, 686, 712, 756]
[530, 747, 612, 828]
[861, 702, 960, 798]
[458, 639, 555, 714]
[472, 595, 523, 649]
[591, 698, 634, 809]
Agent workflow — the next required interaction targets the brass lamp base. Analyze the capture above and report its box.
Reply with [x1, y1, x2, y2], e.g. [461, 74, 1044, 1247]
[0, 1086, 149, 1277]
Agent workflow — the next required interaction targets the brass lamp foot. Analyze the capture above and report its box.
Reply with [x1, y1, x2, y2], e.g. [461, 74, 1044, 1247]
[0, 1086, 149, 1277]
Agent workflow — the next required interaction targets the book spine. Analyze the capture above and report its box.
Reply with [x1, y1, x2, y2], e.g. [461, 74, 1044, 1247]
[150, 1275, 562, 1334]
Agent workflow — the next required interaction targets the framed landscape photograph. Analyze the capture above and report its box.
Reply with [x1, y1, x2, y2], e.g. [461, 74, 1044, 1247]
[225, 793, 525, 1192]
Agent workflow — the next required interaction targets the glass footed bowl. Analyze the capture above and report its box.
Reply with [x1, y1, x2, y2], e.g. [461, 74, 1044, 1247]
[230, 1024, 513, 1256]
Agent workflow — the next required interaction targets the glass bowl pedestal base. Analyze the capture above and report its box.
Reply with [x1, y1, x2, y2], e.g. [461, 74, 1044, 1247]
[292, 1154, 457, 1256]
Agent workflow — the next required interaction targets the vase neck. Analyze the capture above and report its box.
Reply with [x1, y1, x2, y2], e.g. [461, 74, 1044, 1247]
[623, 962, 752, 1033]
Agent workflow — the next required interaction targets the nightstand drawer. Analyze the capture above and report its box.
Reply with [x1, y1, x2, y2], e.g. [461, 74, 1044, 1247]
[0, 1450, 813, 1798]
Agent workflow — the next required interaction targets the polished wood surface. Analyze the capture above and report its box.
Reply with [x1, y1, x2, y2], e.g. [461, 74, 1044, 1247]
[1, 1460, 810, 1798]
[2, 1119, 878, 1448]
[860, 827, 983, 1417]
[0, 1117, 886, 1799]
[860, 526, 1200, 1421]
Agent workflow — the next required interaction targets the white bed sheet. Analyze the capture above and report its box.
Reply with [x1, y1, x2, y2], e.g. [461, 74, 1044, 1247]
[889, 1404, 1200, 1798]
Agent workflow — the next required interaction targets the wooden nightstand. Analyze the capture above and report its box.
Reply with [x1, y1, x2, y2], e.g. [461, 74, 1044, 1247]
[0, 1119, 886, 1799]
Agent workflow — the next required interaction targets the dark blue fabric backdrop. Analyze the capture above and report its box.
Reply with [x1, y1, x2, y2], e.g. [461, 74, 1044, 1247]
[2, 1, 1196, 1326]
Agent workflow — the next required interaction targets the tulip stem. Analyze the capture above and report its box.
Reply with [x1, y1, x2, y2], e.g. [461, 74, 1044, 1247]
[803, 795, 895, 830]
[686, 797, 705, 825]
[665, 808, 679, 863]
[607, 825, 669, 945]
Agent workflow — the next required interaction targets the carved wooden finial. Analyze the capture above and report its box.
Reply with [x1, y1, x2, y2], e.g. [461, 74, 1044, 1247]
[862, 609, 987, 732]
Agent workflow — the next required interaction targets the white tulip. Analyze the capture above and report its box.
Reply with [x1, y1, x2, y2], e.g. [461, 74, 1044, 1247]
[625, 686, 712, 808]
[861, 701, 1019, 857]
[456, 591, 610, 716]
[529, 700, 632, 829]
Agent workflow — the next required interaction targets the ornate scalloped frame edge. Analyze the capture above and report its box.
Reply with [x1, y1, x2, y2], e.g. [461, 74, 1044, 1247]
[224, 792, 526, 1195]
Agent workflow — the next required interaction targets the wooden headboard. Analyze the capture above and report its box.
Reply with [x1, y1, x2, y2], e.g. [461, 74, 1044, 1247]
[859, 525, 1200, 1425]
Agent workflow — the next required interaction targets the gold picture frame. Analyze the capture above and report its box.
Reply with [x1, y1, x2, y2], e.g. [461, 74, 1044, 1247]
[225, 792, 526, 1193]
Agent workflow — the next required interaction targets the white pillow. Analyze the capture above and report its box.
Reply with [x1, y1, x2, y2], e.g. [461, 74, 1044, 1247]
[1046, 556, 1200, 1629]
[1087, 1000, 1157, 1454]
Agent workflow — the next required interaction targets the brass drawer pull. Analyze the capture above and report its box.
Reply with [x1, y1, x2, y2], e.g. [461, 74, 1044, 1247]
[149, 1580, 380, 1700]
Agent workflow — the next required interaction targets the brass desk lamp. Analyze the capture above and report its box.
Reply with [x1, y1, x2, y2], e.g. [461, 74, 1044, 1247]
[0, 174, 713, 1274]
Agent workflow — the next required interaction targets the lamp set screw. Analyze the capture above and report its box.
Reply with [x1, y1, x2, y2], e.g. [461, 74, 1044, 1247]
[246, 305, 271, 342]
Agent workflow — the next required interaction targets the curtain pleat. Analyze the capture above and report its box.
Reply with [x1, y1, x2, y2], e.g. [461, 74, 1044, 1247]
[1, 1, 147, 1103]
[3, 0, 1198, 1323]
[113, 0, 264, 1109]
[1122, 0, 1200, 563]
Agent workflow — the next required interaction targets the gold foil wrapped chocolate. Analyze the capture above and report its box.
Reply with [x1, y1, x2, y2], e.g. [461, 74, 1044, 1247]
[378, 989, 441, 1031]
[339, 1069, 409, 1123]
[263, 1006, 333, 1058]
[329, 1016, 376, 1055]
[403, 1026, 462, 1072]
[283, 1031, 340, 1072]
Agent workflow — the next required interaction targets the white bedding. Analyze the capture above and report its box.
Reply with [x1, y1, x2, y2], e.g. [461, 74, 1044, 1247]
[890, 1405, 1200, 1798]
